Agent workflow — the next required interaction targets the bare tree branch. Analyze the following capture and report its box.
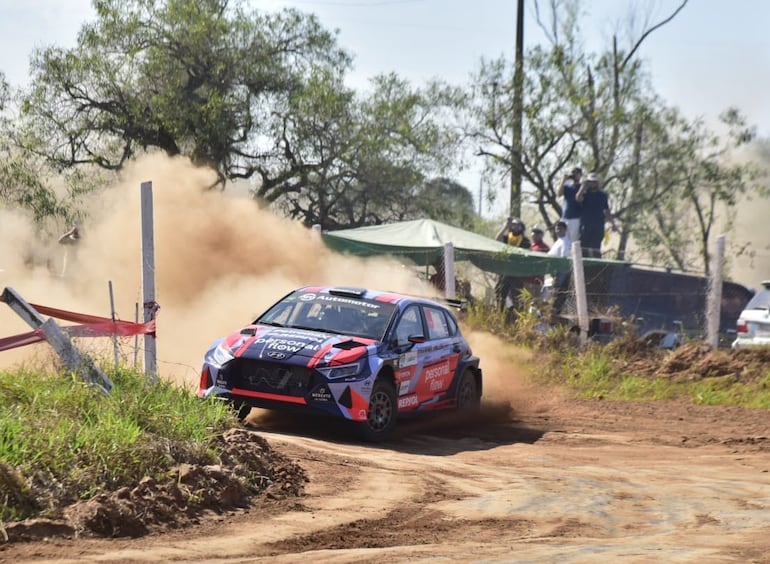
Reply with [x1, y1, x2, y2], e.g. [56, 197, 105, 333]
[623, 0, 689, 68]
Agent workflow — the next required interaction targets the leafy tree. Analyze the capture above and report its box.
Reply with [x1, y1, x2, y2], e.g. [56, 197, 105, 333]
[1, 71, 90, 227]
[414, 178, 477, 230]
[19, 0, 351, 185]
[17, 0, 464, 230]
[464, 0, 766, 274]
[630, 108, 764, 273]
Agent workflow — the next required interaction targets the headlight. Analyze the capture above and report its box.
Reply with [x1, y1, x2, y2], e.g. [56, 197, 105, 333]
[207, 344, 234, 369]
[318, 361, 363, 380]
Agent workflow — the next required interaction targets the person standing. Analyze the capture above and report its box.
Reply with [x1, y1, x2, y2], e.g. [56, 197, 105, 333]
[547, 220, 572, 258]
[530, 225, 550, 253]
[558, 167, 583, 244]
[495, 217, 531, 249]
[546, 220, 573, 314]
[495, 218, 531, 312]
[576, 172, 617, 258]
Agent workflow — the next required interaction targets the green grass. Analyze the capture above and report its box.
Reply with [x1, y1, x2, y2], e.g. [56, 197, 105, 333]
[469, 300, 770, 410]
[0, 366, 238, 521]
[535, 343, 770, 407]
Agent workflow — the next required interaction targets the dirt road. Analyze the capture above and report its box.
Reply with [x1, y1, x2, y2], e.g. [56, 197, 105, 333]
[4, 389, 770, 564]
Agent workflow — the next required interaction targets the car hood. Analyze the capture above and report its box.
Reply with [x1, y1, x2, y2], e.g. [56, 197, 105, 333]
[217, 325, 373, 364]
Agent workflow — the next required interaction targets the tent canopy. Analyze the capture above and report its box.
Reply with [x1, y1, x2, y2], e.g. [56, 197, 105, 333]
[322, 218, 622, 277]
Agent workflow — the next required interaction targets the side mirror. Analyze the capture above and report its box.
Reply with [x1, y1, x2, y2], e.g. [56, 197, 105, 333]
[407, 334, 426, 344]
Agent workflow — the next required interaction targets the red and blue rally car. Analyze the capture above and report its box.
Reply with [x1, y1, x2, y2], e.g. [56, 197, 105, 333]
[198, 286, 482, 441]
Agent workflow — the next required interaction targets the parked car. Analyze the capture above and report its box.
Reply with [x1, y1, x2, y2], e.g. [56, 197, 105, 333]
[732, 280, 770, 348]
[198, 286, 482, 441]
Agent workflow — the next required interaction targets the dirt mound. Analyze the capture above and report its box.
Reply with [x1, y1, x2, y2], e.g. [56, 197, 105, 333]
[610, 341, 770, 384]
[1, 428, 307, 544]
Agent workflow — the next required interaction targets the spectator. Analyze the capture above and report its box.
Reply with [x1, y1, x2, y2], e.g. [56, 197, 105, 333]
[525, 225, 550, 298]
[576, 172, 617, 258]
[495, 218, 531, 312]
[495, 217, 531, 249]
[558, 167, 583, 244]
[547, 220, 572, 258]
[530, 225, 550, 253]
[546, 220, 572, 314]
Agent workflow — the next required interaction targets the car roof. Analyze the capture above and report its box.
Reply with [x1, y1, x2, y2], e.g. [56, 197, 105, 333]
[295, 286, 448, 308]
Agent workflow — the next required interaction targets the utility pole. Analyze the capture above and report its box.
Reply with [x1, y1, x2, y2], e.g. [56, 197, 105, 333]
[510, 0, 524, 218]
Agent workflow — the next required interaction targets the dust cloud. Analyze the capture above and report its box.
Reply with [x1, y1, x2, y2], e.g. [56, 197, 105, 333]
[464, 330, 544, 419]
[1, 154, 529, 408]
[730, 147, 770, 289]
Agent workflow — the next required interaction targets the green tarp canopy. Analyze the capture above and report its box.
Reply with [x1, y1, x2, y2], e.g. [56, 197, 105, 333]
[321, 218, 626, 277]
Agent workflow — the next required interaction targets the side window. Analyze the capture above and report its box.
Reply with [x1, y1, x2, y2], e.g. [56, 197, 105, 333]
[394, 306, 423, 344]
[424, 307, 450, 340]
[445, 311, 458, 336]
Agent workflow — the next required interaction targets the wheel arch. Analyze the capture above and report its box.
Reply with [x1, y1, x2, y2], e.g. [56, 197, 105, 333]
[375, 362, 397, 388]
[454, 357, 482, 399]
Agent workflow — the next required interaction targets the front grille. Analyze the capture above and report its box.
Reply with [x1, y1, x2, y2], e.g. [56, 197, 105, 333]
[222, 359, 319, 397]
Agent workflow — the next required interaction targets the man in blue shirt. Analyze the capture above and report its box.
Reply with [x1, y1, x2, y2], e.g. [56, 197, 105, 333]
[576, 172, 617, 258]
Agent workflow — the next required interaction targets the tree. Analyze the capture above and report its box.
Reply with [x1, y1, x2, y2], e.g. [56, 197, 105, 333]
[17, 0, 463, 230]
[19, 0, 351, 186]
[414, 178, 477, 230]
[464, 0, 766, 274]
[261, 71, 462, 229]
[1, 71, 91, 227]
[630, 108, 764, 273]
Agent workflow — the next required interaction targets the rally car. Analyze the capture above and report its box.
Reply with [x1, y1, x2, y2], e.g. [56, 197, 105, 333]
[198, 286, 482, 441]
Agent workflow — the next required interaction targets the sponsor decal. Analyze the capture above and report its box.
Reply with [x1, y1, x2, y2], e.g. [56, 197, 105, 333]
[263, 329, 328, 343]
[398, 394, 419, 409]
[423, 361, 451, 381]
[299, 293, 316, 301]
[266, 351, 286, 359]
[400, 351, 417, 368]
[358, 409, 367, 419]
[311, 387, 333, 402]
[399, 381, 410, 395]
[307, 294, 382, 309]
[255, 337, 321, 353]
[396, 368, 412, 382]
[429, 378, 447, 392]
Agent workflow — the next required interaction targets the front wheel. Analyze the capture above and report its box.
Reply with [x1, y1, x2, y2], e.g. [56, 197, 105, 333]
[456, 369, 480, 412]
[358, 379, 397, 442]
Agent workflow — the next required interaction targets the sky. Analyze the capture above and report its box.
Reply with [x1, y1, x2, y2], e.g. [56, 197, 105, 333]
[1, 0, 769, 283]
[2, 1, 768, 194]
[2, 0, 768, 136]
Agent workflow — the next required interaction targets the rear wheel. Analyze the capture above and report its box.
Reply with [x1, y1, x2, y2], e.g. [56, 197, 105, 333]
[358, 379, 397, 442]
[456, 369, 480, 412]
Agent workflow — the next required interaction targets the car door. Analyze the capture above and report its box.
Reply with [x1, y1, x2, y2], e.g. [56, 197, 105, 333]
[391, 305, 425, 409]
[413, 305, 460, 402]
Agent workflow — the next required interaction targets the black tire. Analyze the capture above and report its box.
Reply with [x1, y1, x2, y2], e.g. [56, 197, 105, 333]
[456, 369, 480, 412]
[358, 379, 397, 442]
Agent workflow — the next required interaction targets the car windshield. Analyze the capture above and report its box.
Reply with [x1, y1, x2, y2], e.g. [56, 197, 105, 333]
[257, 291, 398, 340]
[745, 288, 770, 311]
